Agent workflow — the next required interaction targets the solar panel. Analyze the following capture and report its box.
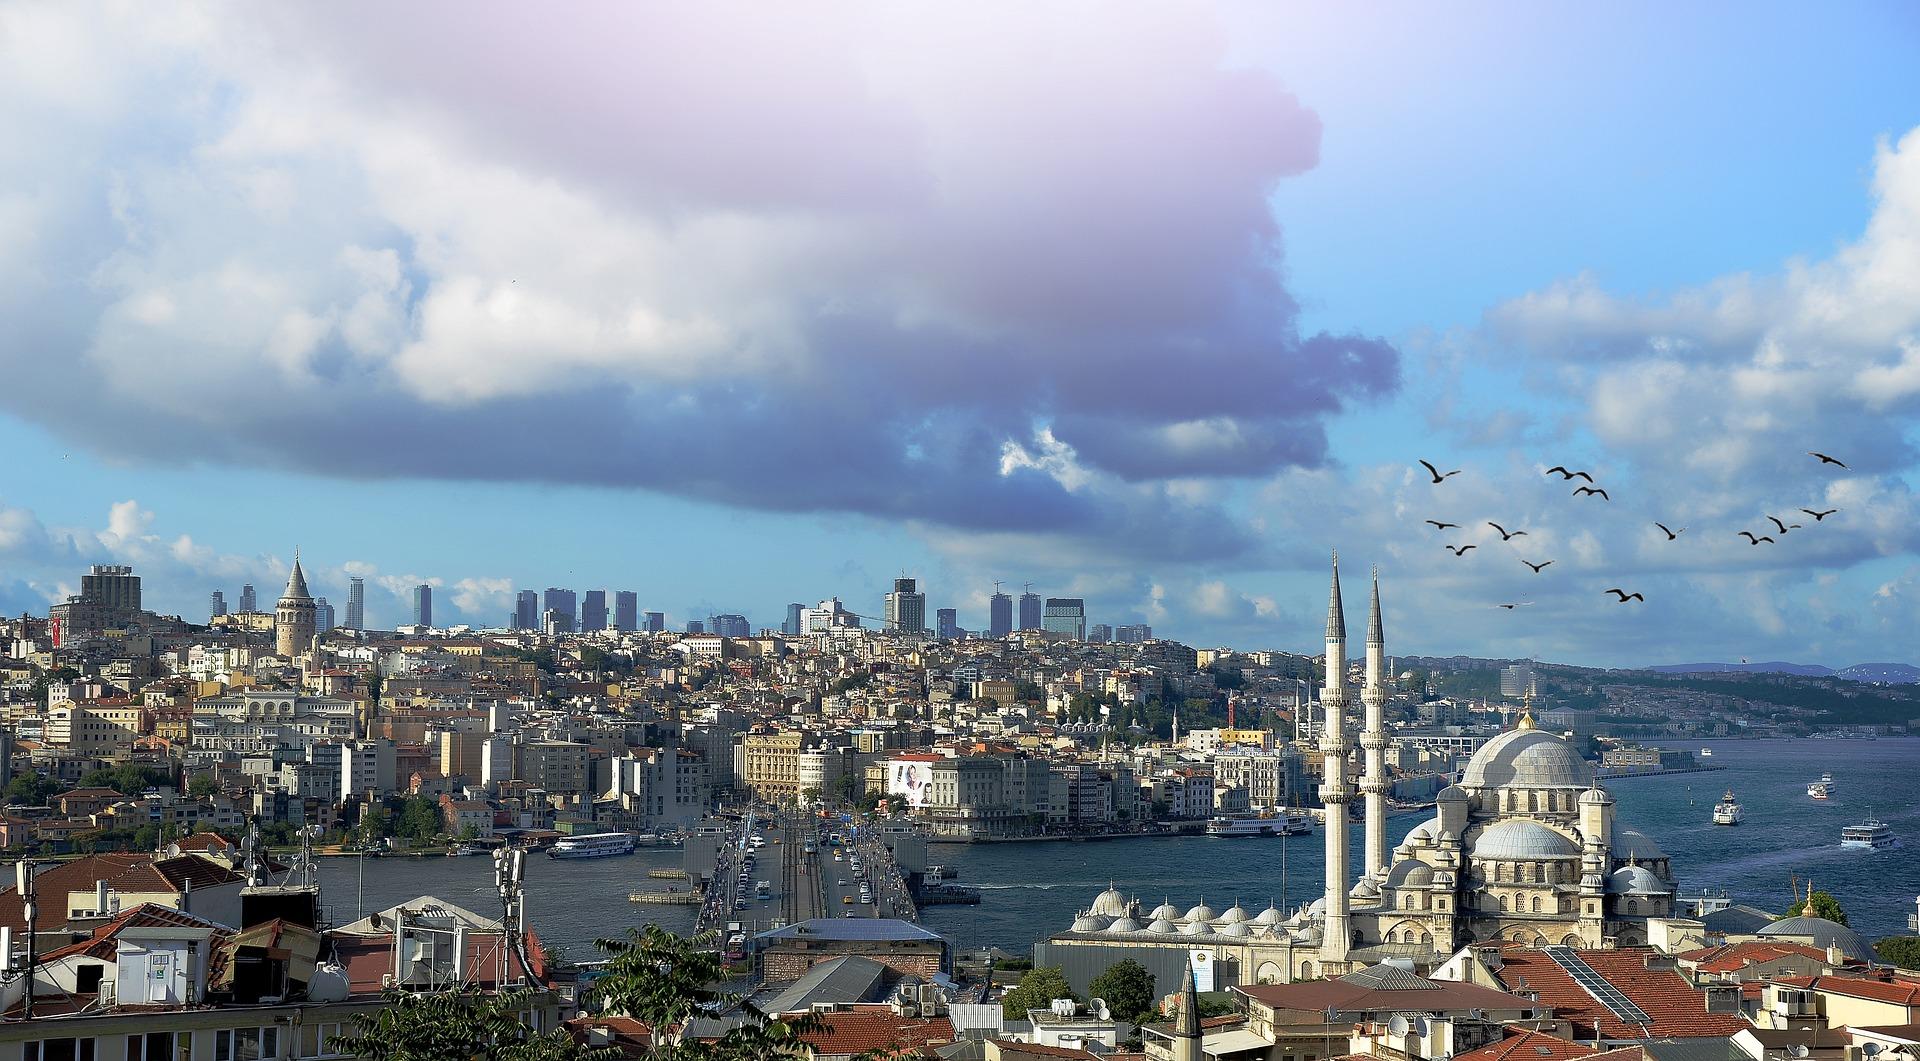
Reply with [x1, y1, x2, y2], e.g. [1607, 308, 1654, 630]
[1540, 946, 1652, 1028]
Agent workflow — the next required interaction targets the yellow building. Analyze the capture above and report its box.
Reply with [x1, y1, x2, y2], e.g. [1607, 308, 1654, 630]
[742, 731, 806, 801]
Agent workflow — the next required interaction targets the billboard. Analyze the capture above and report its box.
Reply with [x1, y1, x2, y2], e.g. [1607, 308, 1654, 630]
[1188, 949, 1215, 993]
[887, 759, 934, 808]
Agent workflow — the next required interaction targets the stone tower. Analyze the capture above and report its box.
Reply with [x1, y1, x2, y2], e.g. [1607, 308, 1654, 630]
[1319, 553, 1353, 967]
[276, 552, 317, 658]
[1360, 567, 1390, 880]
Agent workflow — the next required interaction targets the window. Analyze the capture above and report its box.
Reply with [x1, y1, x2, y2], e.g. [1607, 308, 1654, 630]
[310, 1023, 348, 1059]
[1530, 896, 1541, 913]
[26, 1041, 97, 1061]
[216, 1028, 279, 1061]
[128, 1033, 184, 1061]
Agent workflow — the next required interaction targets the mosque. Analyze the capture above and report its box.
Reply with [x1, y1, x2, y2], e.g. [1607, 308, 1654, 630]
[1038, 558, 1687, 989]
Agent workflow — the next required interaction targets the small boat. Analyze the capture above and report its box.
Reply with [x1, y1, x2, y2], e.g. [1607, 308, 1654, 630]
[1712, 790, 1743, 826]
[1808, 783, 1831, 800]
[1698, 748, 1713, 757]
[1841, 820, 1897, 850]
[549, 832, 637, 859]
[446, 843, 485, 857]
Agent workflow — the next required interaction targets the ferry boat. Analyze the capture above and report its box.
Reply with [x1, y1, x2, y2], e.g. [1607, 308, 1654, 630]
[548, 832, 637, 859]
[446, 843, 486, 857]
[1207, 813, 1312, 838]
[1699, 748, 1713, 757]
[1808, 772, 1838, 795]
[1841, 820, 1897, 850]
[1712, 790, 1743, 826]
[1808, 783, 1831, 801]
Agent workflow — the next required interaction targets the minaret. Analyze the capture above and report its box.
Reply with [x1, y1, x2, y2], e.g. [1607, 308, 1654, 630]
[1171, 958, 1202, 1061]
[275, 550, 317, 659]
[1318, 553, 1353, 966]
[1360, 567, 1390, 882]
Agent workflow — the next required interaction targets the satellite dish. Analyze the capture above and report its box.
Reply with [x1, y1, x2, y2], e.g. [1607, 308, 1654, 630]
[1411, 1017, 1430, 1035]
[1864, 1045, 1882, 1057]
[1792, 1047, 1811, 1059]
[1388, 1015, 1410, 1037]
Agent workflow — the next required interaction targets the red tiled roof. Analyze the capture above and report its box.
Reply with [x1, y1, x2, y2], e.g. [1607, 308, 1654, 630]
[1679, 940, 1837, 974]
[1453, 1028, 1595, 1061]
[1774, 974, 1920, 1007]
[793, 1006, 955, 1057]
[1493, 947, 1748, 1040]
[989, 1040, 1101, 1059]
[38, 903, 226, 963]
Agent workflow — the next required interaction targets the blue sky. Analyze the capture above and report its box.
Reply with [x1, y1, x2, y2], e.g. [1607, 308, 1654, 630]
[1, 2, 1917, 666]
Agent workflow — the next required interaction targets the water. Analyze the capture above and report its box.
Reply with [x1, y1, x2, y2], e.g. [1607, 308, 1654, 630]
[316, 738, 1920, 956]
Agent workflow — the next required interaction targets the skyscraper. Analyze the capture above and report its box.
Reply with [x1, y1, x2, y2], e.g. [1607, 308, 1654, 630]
[582, 590, 608, 631]
[209, 590, 227, 619]
[1041, 598, 1086, 640]
[643, 611, 665, 633]
[783, 603, 804, 635]
[936, 608, 960, 640]
[238, 584, 257, 614]
[411, 584, 433, 627]
[275, 556, 316, 658]
[1117, 623, 1153, 643]
[514, 590, 539, 631]
[685, 620, 705, 634]
[988, 590, 1012, 638]
[346, 576, 366, 632]
[614, 591, 638, 632]
[1089, 623, 1112, 643]
[707, 614, 750, 637]
[543, 588, 577, 633]
[1017, 591, 1042, 631]
[884, 577, 926, 635]
[81, 565, 141, 612]
[315, 597, 336, 632]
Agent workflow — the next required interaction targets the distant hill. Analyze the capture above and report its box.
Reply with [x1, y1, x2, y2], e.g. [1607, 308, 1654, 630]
[1835, 662, 1920, 684]
[1644, 661, 1920, 684]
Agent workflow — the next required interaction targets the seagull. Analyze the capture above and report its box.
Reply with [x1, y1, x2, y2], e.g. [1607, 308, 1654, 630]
[1419, 459, 1462, 484]
[1801, 508, 1838, 521]
[1497, 602, 1533, 610]
[1574, 486, 1610, 500]
[1522, 559, 1554, 573]
[1546, 466, 1595, 482]
[1445, 544, 1478, 556]
[1654, 522, 1684, 540]
[1738, 531, 1776, 545]
[1809, 452, 1847, 468]
[1424, 520, 1461, 530]
[1766, 516, 1802, 534]
[1488, 522, 1529, 541]
[1605, 588, 1645, 603]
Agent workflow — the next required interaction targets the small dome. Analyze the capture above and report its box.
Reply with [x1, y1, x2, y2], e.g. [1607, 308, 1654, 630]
[1180, 920, 1213, 936]
[1185, 902, 1217, 922]
[1607, 866, 1666, 895]
[1251, 904, 1283, 926]
[1218, 922, 1252, 937]
[1089, 884, 1128, 918]
[1146, 918, 1178, 934]
[1307, 896, 1326, 916]
[1436, 784, 1469, 803]
[1759, 916, 1872, 962]
[1350, 877, 1381, 900]
[1071, 914, 1109, 932]
[1150, 901, 1182, 921]
[1385, 861, 1436, 889]
[1405, 817, 1439, 844]
[1219, 903, 1250, 923]
[1473, 820, 1581, 860]
[1108, 916, 1143, 933]
[1438, 830, 1459, 846]
[1461, 729, 1594, 789]
[1610, 826, 1668, 862]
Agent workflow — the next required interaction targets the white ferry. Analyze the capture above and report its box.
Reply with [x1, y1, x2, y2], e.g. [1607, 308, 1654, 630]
[1712, 790, 1743, 826]
[1698, 748, 1713, 757]
[1808, 772, 1838, 796]
[1809, 783, 1831, 801]
[1841, 821, 1897, 850]
[548, 832, 637, 859]
[1207, 813, 1312, 838]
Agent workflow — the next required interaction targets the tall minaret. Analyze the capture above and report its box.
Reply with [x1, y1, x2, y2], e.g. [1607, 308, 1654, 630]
[1360, 567, 1390, 881]
[1318, 553, 1353, 966]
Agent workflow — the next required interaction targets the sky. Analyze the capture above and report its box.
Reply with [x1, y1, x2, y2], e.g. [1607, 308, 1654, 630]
[1, 1, 1918, 668]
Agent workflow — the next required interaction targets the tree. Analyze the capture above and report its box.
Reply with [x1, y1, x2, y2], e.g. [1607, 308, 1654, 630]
[396, 796, 443, 843]
[1797, 889, 1849, 926]
[1875, 937, 1920, 970]
[1000, 966, 1077, 1019]
[587, 925, 822, 1059]
[1087, 959, 1155, 1024]
[4, 771, 61, 807]
[188, 772, 218, 798]
[328, 987, 613, 1061]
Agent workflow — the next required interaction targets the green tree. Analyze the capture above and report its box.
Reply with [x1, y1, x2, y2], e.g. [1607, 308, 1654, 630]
[188, 772, 218, 798]
[1087, 958, 1155, 1024]
[1797, 890, 1849, 926]
[4, 771, 62, 806]
[1000, 966, 1077, 1019]
[328, 987, 613, 1061]
[396, 796, 443, 842]
[1875, 937, 1920, 970]
[587, 925, 822, 1059]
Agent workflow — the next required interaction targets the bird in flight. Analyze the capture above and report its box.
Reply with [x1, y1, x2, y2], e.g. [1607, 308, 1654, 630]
[1419, 459, 1462, 483]
[1766, 516, 1802, 534]
[1605, 589, 1645, 603]
[1802, 508, 1838, 521]
[1654, 522, 1684, 540]
[1808, 452, 1847, 468]
[1497, 602, 1533, 610]
[1738, 531, 1776, 545]
[1522, 559, 1553, 573]
[1445, 544, 1478, 556]
[1425, 520, 1460, 530]
[1488, 522, 1528, 541]
[1574, 486, 1610, 500]
[1546, 466, 1595, 482]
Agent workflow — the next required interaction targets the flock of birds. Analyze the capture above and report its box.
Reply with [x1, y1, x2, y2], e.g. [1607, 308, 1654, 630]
[1412, 452, 1850, 609]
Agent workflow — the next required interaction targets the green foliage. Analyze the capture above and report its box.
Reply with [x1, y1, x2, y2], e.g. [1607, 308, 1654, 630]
[1197, 996, 1237, 1018]
[4, 771, 61, 806]
[1799, 890, 1849, 926]
[396, 796, 443, 842]
[1000, 966, 1077, 1019]
[79, 764, 171, 795]
[1012, 680, 1045, 705]
[587, 925, 823, 1059]
[188, 771, 218, 798]
[328, 987, 613, 1061]
[1207, 665, 1246, 691]
[1087, 958, 1155, 1024]
[1875, 937, 1920, 970]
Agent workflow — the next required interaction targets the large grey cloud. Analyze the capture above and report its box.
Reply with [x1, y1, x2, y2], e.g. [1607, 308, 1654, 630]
[0, 2, 1397, 563]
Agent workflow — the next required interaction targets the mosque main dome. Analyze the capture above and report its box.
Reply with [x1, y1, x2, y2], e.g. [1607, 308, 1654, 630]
[1459, 728, 1595, 790]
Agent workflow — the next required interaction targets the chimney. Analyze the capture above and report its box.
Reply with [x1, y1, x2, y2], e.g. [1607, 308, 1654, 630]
[95, 880, 109, 914]
[1827, 945, 1844, 966]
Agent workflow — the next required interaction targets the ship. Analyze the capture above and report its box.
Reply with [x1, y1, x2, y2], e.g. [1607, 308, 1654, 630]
[1841, 820, 1897, 850]
[1712, 790, 1743, 826]
[1698, 748, 1713, 757]
[1808, 783, 1831, 801]
[1207, 813, 1312, 838]
[548, 832, 638, 859]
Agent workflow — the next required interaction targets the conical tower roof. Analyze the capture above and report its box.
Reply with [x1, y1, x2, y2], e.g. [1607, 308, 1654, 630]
[1174, 958, 1200, 1038]
[1367, 566, 1384, 645]
[283, 553, 311, 601]
[1325, 552, 1346, 641]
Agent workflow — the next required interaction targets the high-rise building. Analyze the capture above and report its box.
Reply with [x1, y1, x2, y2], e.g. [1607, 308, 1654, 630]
[315, 597, 336, 632]
[884, 577, 926, 635]
[989, 591, 1012, 638]
[275, 556, 316, 657]
[346, 576, 366, 631]
[209, 590, 227, 619]
[1041, 598, 1086, 640]
[81, 565, 141, 613]
[543, 588, 577, 633]
[1017, 591, 1042, 631]
[783, 603, 804, 635]
[238, 584, 257, 614]
[1089, 623, 1113, 643]
[1117, 623, 1153, 643]
[614, 591, 638, 632]
[411, 584, 433, 627]
[1500, 663, 1536, 698]
[514, 590, 539, 631]
[685, 620, 705, 634]
[936, 608, 960, 640]
[582, 590, 608, 631]
[643, 611, 665, 633]
[707, 614, 750, 638]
